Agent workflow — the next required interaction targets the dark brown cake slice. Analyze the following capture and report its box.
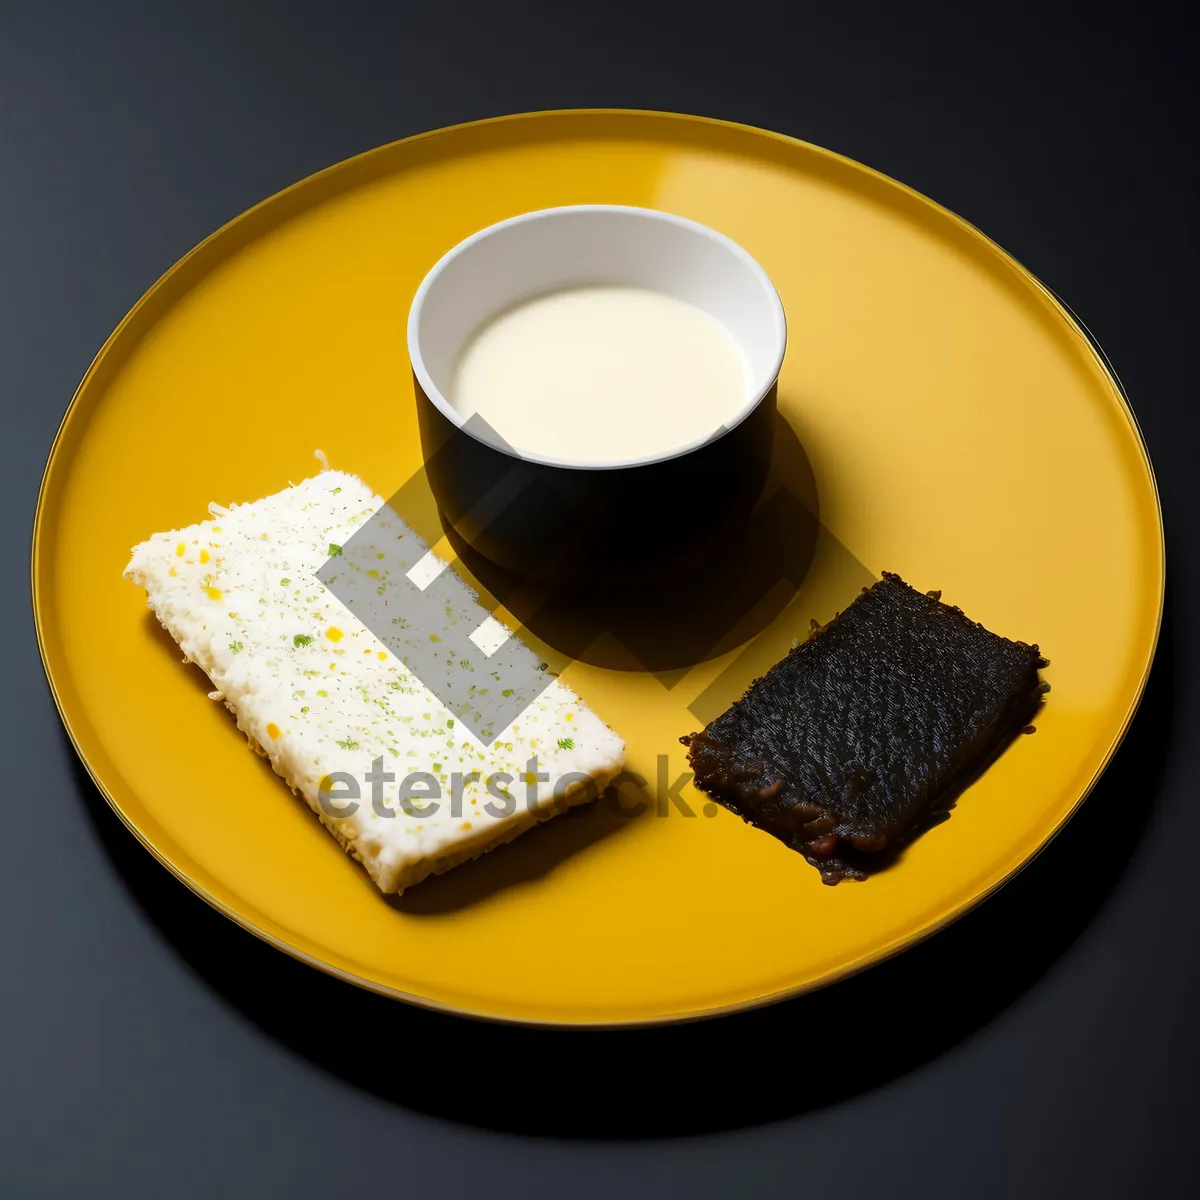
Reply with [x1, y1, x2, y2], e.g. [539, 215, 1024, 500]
[682, 573, 1047, 883]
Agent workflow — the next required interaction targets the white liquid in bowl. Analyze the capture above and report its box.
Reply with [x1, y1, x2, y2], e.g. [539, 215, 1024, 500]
[449, 285, 749, 463]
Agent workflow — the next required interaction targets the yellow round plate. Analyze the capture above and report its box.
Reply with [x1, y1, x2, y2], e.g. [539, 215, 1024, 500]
[33, 111, 1163, 1026]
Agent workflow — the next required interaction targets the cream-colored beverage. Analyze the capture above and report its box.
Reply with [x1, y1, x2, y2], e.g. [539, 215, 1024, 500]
[450, 285, 748, 462]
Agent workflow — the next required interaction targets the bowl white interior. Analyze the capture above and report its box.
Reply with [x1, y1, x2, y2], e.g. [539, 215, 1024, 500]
[407, 205, 787, 469]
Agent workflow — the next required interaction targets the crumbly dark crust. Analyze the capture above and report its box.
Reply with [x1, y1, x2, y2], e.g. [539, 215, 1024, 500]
[682, 573, 1047, 883]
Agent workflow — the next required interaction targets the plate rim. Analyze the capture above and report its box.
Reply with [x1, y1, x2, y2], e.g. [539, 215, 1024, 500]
[31, 107, 1166, 1028]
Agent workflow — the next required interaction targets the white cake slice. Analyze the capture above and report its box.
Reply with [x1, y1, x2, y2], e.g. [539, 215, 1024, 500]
[124, 468, 625, 894]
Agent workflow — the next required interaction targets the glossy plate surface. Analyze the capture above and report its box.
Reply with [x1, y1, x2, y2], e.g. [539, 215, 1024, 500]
[33, 111, 1163, 1025]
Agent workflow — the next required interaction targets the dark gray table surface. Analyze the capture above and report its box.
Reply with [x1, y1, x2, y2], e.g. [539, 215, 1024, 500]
[3, 3, 1196, 1197]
